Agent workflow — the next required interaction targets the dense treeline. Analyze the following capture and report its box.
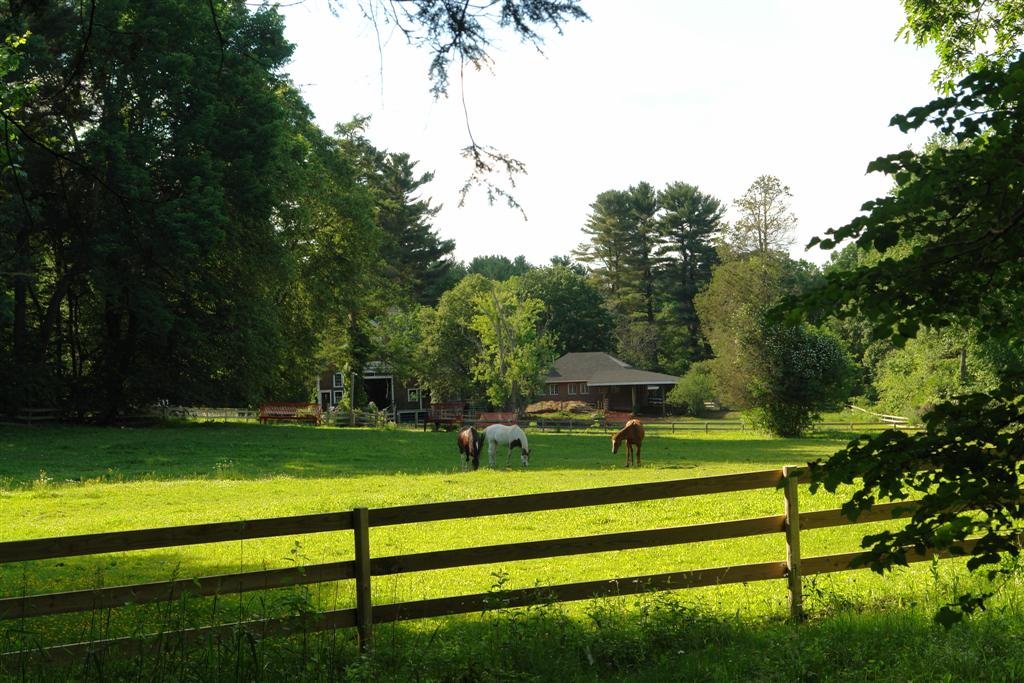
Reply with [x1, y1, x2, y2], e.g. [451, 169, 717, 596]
[1, 1, 1009, 435]
[0, 1, 457, 417]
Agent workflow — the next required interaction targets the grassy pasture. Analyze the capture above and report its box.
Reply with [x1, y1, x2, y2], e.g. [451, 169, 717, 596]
[2, 423, 1023, 681]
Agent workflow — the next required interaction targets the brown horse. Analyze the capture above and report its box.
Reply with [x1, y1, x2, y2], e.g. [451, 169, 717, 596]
[612, 419, 645, 467]
[457, 426, 483, 471]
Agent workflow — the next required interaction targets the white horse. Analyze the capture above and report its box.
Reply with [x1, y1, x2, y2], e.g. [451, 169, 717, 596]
[483, 423, 530, 467]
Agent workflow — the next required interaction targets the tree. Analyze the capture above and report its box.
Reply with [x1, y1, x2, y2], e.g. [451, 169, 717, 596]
[696, 254, 849, 435]
[417, 274, 492, 402]
[791, 48, 1024, 624]
[548, 254, 587, 275]
[574, 189, 636, 311]
[470, 278, 554, 409]
[725, 175, 797, 256]
[655, 181, 725, 372]
[900, 0, 1024, 90]
[0, 1, 302, 415]
[574, 183, 661, 369]
[745, 323, 853, 436]
[274, 113, 381, 397]
[871, 325, 1014, 420]
[468, 254, 533, 281]
[371, 152, 457, 306]
[517, 265, 613, 356]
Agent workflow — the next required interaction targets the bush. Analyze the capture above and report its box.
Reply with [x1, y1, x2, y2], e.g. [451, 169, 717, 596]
[666, 362, 717, 416]
[746, 324, 854, 437]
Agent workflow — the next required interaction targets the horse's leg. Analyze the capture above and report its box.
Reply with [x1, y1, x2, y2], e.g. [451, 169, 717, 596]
[488, 439, 496, 468]
[635, 442, 641, 467]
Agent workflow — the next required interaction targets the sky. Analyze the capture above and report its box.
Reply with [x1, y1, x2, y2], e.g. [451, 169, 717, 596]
[279, 1, 940, 267]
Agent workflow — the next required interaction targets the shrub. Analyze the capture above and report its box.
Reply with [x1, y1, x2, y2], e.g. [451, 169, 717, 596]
[666, 361, 717, 416]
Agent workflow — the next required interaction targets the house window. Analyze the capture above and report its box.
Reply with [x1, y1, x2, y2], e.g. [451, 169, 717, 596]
[579, 383, 589, 394]
[408, 387, 421, 402]
[547, 384, 559, 396]
[567, 384, 577, 396]
[333, 372, 344, 388]
[333, 390, 344, 405]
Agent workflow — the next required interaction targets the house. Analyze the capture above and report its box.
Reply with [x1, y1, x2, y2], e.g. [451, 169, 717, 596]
[544, 352, 679, 413]
[315, 363, 428, 422]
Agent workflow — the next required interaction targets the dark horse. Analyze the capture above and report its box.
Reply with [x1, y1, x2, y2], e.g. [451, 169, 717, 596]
[457, 426, 483, 471]
[612, 418, 645, 467]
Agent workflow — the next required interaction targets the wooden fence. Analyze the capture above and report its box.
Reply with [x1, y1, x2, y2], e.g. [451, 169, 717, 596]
[4, 406, 913, 433]
[0, 467, 968, 666]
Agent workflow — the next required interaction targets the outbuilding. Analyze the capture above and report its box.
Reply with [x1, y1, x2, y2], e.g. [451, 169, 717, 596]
[543, 352, 679, 413]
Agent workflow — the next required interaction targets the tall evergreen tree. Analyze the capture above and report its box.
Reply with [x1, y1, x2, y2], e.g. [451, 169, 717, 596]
[372, 152, 457, 306]
[655, 181, 724, 373]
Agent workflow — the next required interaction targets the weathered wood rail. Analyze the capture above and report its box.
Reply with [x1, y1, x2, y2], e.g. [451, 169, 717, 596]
[0, 467, 971, 666]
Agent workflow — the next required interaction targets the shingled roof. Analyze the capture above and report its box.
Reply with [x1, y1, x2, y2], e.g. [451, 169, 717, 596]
[546, 352, 679, 387]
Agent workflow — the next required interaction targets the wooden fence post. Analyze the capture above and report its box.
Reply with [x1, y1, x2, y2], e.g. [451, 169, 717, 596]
[783, 466, 803, 621]
[353, 507, 373, 651]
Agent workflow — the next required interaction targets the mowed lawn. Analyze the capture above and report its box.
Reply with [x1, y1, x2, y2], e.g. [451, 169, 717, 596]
[2, 422, 1021, 678]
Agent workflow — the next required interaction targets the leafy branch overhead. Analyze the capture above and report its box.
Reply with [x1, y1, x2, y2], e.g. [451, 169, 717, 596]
[357, 0, 589, 207]
[792, 52, 1024, 625]
[801, 58, 1024, 346]
[358, 0, 589, 98]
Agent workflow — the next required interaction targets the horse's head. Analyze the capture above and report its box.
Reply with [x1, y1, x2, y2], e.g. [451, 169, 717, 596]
[520, 446, 530, 467]
[611, 433, 621, 454]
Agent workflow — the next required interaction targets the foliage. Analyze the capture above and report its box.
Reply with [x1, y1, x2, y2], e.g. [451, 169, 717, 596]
[696, 254, 850, 436]
[468, 253, 533, 281]
[654, 182, 724, 373]
[469, 278, 555, 409]
[370, 151, 457, 306]
[275, 113, 381, 394]
[573, 184, 659, 337]
[417, 274, 492, 402]
[695, 254, 817, 407]
[795, 50, 1024, 622]
[900, 0, 1024, 90]
[575, 180, 724, 372]
[0, 1, 306, 415]
[665, 360, 717, 416]
[745, 324, 854, 437]
[724, 174, 797, 256]
[0, 4, 479, 416]
[872, 326, 1010, 420]
[517, 264, 613, 356]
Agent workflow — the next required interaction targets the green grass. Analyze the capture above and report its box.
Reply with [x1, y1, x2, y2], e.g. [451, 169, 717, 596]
[1, 422, 1021, 681]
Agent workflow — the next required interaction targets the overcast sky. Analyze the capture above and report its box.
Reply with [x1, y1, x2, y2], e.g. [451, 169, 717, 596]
[280, 1, 939, 267]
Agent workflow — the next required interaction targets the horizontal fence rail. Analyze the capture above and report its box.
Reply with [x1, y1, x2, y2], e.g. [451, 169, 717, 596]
[0, 466, 983, 667]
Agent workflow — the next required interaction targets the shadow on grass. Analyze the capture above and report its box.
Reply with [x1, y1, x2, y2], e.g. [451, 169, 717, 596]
[0, 423, 848, 487]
